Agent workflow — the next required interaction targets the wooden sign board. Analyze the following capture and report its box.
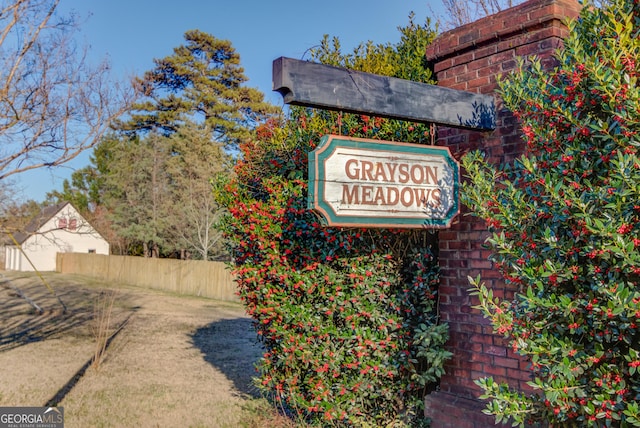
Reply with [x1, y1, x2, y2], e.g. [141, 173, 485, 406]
[273, 57, 495, 131]
[308, 135, 460, 228]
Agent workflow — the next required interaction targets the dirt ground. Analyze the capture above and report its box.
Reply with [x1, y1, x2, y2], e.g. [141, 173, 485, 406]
[0, 271, 278, 428]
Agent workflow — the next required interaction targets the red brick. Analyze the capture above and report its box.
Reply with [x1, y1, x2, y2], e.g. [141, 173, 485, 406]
[477, 81, 501, 94]
[436, 76, 457, 88]
[477, 19, 502, 38]
[467, 56, 492, 72]
[516, 42, 544, 57]
[483, 364, 507, 377]
[485, 345, 507, 357]
[470, 352, 492, 364]
[507, 366, 533, 382]
[507, 10, 534, 28]
[477, 63, 503, 78]
[439, 231, 458, 240]
[443, 63, 468, 79]
[446, 240, 472, 250]
[469, 259, 493, 270]
[465, 75, 489, 89]
[490, 49, 517, 66]
[540, 37, 564, 51]
[473, 333, 493, 345]
[493, 355, 521, 369]
[451, 51, 475, 67]
[474, 44, 500, 60]
[459, 28, 481, 45]
[433, 58, 453, 73]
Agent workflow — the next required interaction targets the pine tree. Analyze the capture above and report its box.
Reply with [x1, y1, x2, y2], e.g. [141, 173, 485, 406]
[121, 30, 279, 149]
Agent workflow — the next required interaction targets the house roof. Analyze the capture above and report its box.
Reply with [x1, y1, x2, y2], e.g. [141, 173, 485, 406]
[11, 202, 69, 244]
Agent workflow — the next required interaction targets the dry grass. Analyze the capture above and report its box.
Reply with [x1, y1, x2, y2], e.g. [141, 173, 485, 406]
[0, 271, 298, 427]
[237, 399, 301, 427]
[89, 290, 117, 370]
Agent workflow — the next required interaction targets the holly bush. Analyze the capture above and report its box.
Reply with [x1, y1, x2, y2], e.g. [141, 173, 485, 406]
[215, 15, 452, 427]
[461, 0, 640, 426]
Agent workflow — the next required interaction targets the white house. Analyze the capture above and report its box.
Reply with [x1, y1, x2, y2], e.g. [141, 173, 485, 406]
[4, 202, 109, 272]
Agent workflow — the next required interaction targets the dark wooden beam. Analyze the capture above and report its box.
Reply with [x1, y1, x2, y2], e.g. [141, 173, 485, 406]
[272, 56, 495, 131]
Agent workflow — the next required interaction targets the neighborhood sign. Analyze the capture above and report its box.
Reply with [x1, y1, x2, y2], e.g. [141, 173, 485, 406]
[308, 135, 460, 228]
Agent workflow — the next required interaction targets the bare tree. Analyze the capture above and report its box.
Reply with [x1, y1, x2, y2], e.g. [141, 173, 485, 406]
[164, 123, 230, 260]
[437, 0, 611, 30]
[0, 0, 137, 180]
[437, 0, 524, 29]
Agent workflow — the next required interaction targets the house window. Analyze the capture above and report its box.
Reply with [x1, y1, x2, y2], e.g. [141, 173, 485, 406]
[69, 218, 77, 231]
[58, 218, 67, 229]
[88, 249, 96, 254]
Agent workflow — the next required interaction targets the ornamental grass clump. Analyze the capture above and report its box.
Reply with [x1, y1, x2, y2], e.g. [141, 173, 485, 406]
[461, 0, 640, 426]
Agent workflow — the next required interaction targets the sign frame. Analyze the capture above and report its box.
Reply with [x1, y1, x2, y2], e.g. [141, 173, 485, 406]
[308, 135, 460, 229]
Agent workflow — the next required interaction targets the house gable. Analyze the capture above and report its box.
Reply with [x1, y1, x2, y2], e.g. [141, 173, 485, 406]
[12, 203, 68, 245]
[5, 202, 109, 272]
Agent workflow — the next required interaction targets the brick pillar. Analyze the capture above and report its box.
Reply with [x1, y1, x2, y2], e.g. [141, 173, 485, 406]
[423, 1, 582, 426]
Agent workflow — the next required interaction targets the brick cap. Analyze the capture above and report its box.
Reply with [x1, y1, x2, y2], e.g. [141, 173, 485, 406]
[426, 0, 582, 62]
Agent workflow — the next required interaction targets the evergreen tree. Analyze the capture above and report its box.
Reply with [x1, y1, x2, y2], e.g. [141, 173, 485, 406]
[53, 31, 272, 257]
[102, 133, 173, 258]
[121, 30, 279, 149]
[165, 122, 230, 260]
[46, 167, 101, 214]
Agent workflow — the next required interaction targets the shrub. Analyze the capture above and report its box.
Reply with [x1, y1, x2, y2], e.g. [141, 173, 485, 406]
[215, 15, 452, 427]
[461, 0, 640, 426]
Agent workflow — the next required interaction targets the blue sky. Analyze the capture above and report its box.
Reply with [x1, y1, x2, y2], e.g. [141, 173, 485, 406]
[15, 0, 443, 202]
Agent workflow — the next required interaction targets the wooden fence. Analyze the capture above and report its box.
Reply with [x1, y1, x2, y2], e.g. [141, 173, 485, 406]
[56, 253, 239, 302]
